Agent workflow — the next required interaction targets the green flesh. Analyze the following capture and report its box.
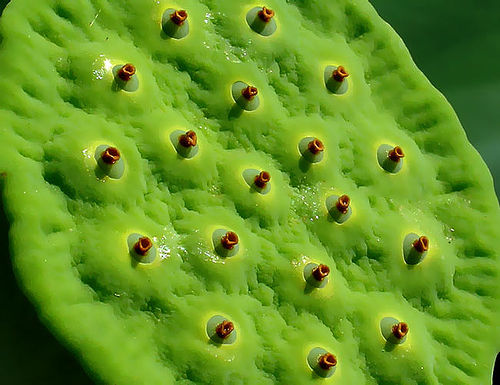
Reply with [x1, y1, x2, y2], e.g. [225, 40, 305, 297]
[0, 0, 499, 384]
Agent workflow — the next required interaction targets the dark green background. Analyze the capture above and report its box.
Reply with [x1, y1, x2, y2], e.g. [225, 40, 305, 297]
[0, 0, 498, 384]
[371, 0, 500, 199]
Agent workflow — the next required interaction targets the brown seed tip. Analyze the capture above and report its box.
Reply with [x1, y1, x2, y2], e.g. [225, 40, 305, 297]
[318, 353, 337, 370]
[221, 231, 239, 250]
[170, 9, 188, 25]
[134, 237, 153, 256]
[254, 171, 271, 188]
[241, 86, 258, 101]
[179, 130, 197, 147]
[312, 264, 330, 282]
[307, 138, 324, 155]
[388, 146, 405, 162]
[335, 194, 350, 214]
[117, 63, 136, 81]
[258, 6, 275, 22]
[101, 147, 121, 165]
[215, 320, 234, 339]
[392, 322, 409, 340]
[412, 236, 429, 253]
[332, 66, 349, 82]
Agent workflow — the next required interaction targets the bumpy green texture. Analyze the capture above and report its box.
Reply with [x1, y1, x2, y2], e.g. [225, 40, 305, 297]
[0, 0, 499, 384]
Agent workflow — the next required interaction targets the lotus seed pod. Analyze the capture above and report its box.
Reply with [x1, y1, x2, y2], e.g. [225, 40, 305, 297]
[0, 1, 499, 385]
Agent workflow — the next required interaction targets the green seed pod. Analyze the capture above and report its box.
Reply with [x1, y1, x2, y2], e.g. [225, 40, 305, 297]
[112, 64, 139, 92]
[377, 144, 405, 173]
[307, 347, 337, 378]
[231, 81, 260, 111]
[212, 229, 240, 258]
[95, 145, 125, 179]
[380, 317, 409, 345]
[162, 9, 190, 39]
[326, 194, 352, 223]
[170, 129, 199, 159]
[206, 315, 237, 345]
[127, 233, 156, 264]
[298, 137, 325, 163]
[303, 262, 330, 289]
[246, 6, 277, 36]
[324, 65, 349, 94]
[403, 233, 429, 265]
[242, 169, 271, 194]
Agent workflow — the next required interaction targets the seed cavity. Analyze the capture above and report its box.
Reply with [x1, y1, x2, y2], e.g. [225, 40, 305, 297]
[392, 322, 409, 340]
[377, 144, 405, 173]
[254, 171, 271, 189]
[212, 229, 240, 258]
[101, 146, 120, 165]
[95, 144, 125, 179]
[179, 130, 197, 148]
[318, 353, 337, 370]
[324, 65, 349, 94]
[413, 236, 429, 253]
[242, 86, 259, 101]
[232, 81, 260, 111]
[162, 8, 190, 39]
[312, 264, 330, 281]
[403, 233, 429, 265]
[246, 6, 277, 36]
[336, 194, 350, 214]
[380, 317, 409, 345]
[117, 63, 136, 81]
[134, 237, 153, 256]
[332, 66, 349, 82]
[326, 194, 353, 224]
[258, 7, 275, 22]
[170, 9, 188, 25]
[215, 320, 235, 339]
[221, 231, 239, 250]
[307, 347, 338, 377]
[206, 315, 237, 345]
[127, 233, 156, 264]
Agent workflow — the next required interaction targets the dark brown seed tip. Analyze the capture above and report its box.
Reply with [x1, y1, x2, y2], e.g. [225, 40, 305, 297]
[254, 171, 271, 188]
[215, 320, 234, 339]
[170, 9, 188, 25]
[179, 130, 197, 147]
[388, 146, 405, 162]
[335, 194, 350, 214]
[117, 63, 136, 81]
[258, 6, 275, 22]
[392, 322, 409, 340]
[241, 86, 258, 101]
[101, 147, 121, 165]
[221, 231, 239, 250]
[412, 236, 429, 253]
[312, 264, 330, 282]
[332, 66, 349, 82]
[134, 237, 153, 256]
[318, 353, 337, 370]
[307, 138, 324, 155]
